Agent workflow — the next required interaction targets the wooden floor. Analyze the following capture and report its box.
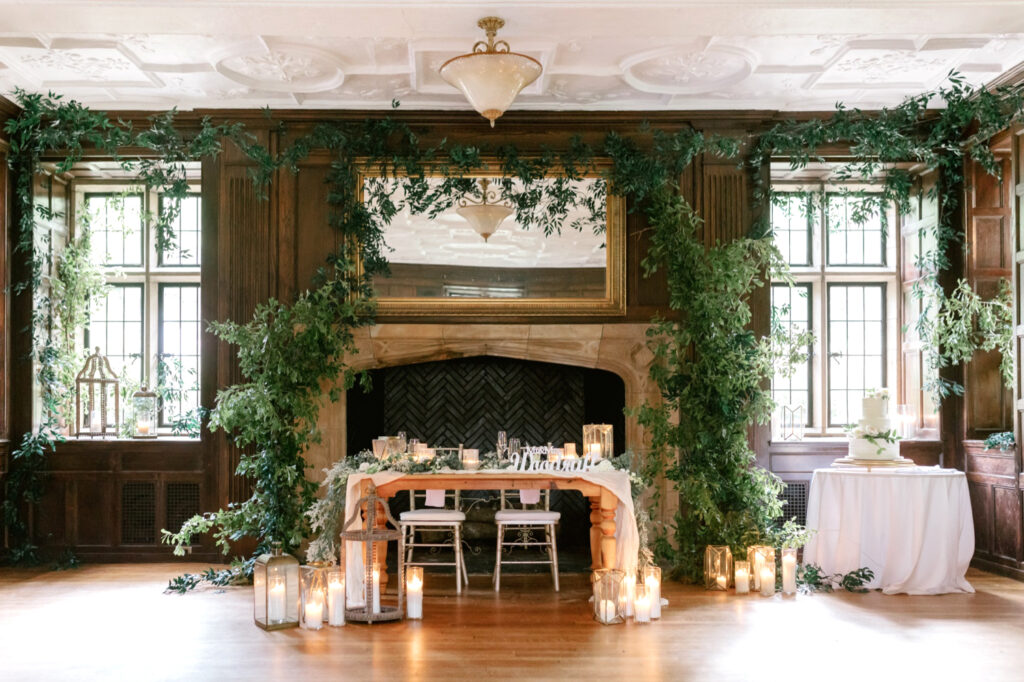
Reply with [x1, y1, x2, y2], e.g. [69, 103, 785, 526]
[1, 564, 1023, 681]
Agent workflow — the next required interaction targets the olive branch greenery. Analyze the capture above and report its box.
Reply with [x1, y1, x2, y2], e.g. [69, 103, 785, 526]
[3, 74, 1023, 585]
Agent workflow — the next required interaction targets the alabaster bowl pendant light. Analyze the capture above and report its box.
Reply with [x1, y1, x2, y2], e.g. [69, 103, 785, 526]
[439, 16, 542, 127]
[457, 178, 514, 241]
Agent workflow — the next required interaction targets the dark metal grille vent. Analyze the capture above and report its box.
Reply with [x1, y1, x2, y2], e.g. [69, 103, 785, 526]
[779, 481, 808, 527]
[166, 482, 200, 537]
[121, 481, 156, 544]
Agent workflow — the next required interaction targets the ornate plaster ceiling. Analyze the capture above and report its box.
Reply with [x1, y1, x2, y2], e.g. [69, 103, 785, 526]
[0, 1, 1023, 111]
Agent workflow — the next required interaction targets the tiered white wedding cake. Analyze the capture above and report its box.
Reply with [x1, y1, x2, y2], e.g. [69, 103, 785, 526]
[846, 389, 901, 460]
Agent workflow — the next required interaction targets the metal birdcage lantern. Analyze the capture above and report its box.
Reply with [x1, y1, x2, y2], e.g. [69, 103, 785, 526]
[74, 347, 119, 438]
[253, 541, 300, 630]
[582, 423, 613, 460]
[340, 483, 405, 623]
[132, 385, 158, 439]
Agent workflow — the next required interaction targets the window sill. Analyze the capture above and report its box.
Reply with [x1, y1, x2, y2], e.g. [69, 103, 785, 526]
[58, 435, 201, 447]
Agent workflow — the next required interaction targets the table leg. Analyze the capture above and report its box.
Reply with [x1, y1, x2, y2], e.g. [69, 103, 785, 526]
[599, 490, 617, 570]
[589, 496, 602, 570]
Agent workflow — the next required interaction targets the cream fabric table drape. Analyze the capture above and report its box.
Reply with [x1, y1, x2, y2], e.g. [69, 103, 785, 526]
[342, 468, 638, 605]
[802, 466, 974, 595]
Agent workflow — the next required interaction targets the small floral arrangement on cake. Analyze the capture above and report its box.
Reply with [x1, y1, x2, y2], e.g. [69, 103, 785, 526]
[844, 423, 901, 455]
[864, 387, 890, 401]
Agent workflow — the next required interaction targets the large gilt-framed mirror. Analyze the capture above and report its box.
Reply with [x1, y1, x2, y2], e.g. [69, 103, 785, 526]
[359, 162, 625, 317]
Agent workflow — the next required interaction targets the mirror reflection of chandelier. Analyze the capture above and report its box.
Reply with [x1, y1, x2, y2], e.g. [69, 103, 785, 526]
[456, 178, 514, 242]
[439, 16, 542, 128]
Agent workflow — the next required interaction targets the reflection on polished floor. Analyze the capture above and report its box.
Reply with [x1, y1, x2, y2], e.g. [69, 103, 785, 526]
[0, 563, 1020, 681]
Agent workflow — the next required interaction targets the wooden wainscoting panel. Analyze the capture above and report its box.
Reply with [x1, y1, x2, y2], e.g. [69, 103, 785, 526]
[965, 144, 1013, 438]
[968, 480, 994, 558]
[993, 485, 1023, 562]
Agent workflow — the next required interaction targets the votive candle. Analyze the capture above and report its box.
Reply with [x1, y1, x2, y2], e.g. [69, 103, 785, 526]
[304, 592, 324, 630]
[633, 585, 651, 624]
[620, 572, 636, 617]
[734, 561, 750, 595]
[760, 566, 775, 597]
[598, 599, 616, 623]
[644, 565, 662, 619]
[782, 548, 797, 595]
[407, 567, 424, 619]
[268, 575, 286, 623]
[327, 571, 345, 626]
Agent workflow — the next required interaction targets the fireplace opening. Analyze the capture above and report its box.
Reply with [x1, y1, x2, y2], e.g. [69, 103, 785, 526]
[346, 355, 627, 574]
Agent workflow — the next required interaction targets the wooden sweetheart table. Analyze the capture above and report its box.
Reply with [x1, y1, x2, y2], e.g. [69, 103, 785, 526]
[351, 470, 631, 574]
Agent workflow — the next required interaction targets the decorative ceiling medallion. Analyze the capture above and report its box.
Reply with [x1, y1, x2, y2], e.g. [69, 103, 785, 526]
[621, 44, 756, 95]
[215, 44, 344, 93]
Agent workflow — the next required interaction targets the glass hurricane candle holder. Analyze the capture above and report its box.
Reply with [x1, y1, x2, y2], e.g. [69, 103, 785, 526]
[633, 584, 652, 623]
[131, 385, 158, 438]
[781, 548, 798, 595]
[326, 568, 345, 626]
[897, 404, 915, 439]
[619, 571, 636, 617]
[704, 545, 733, 590]
[300, 562, 330, 630]
[582, 424, 613, 460]
[461, 448, 480, 470]
[747, 545, 775, 592]
[643, 565, 662, 619]
[253, 541, 299, 630]
[734, 560, 751, 594]
[406, 566, 424, 619]
[591, 569, 624, 625]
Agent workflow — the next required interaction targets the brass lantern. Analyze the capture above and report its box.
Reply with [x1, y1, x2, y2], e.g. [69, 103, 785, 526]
[132, 385, 158, 439]
[704, 545, 733, 590]
[591, 568, 624, 625]
[74, 347, 119, 438]
[582, 424, 613, 460]
[253, 541, 300, 630]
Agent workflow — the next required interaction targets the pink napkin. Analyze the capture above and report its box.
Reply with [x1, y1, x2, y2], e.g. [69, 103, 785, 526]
[424, 489, 446, 507]
[519, 489, 541, 505]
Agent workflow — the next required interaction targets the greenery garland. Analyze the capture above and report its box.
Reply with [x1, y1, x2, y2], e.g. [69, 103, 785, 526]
[4, 75, 1024, 585]
[2, 91, 249, 562]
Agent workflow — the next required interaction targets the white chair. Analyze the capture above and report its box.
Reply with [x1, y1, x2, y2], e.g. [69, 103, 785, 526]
[493, 489, 561, 592]
[400, 489, 469, 593]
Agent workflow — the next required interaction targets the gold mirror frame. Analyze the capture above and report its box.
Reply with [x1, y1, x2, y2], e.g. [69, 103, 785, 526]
[358, 161, 626, 318]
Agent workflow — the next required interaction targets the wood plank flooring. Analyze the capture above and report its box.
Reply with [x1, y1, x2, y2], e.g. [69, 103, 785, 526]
[1, 563, 1022, 681]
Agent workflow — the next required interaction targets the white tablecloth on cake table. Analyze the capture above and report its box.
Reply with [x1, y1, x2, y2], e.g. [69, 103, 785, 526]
[802, 466, 974, 595]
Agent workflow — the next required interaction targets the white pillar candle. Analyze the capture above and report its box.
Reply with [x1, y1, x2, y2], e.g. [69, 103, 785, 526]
[782, 552, 797, 595]
[407, 572, 423, 619]
[634, 589, 651, 623]
[760, 567, 775, 597]
[588, 443, 602, 459]
[752, 551, 764, 590]
[136, 419, 151, 435]
[328, 577, 345, 626]
[598, 599, 616, 623]
[619, 573, 636, 617]
[268, 576, 286, 623]
[716, 574, 727, 590]
[735, 567, 750, 595]
[646, 574, 662, 619]
[372, 565, 381, 615]
[304, 594, 324, 630]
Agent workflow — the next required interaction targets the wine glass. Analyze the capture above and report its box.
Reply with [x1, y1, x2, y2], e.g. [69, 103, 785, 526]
[496, 431, 507, 457]
[508, 437, 521, 457]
